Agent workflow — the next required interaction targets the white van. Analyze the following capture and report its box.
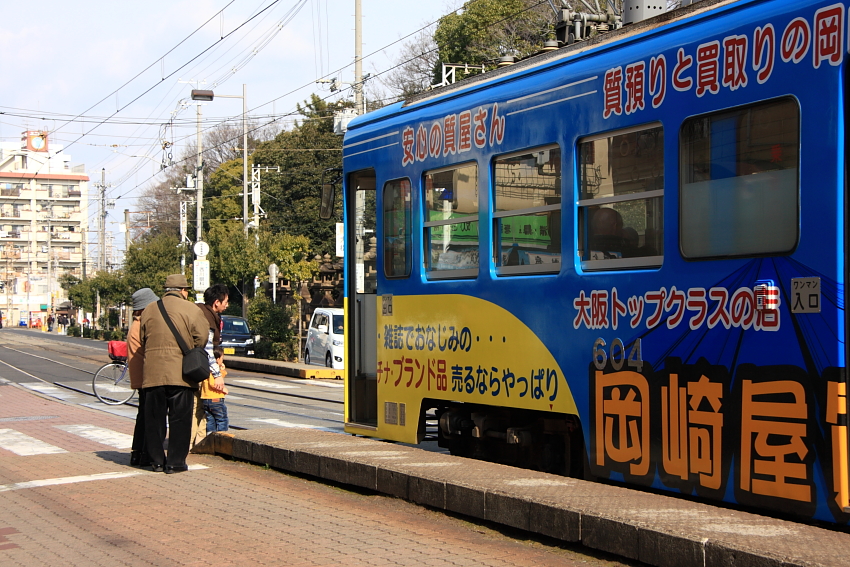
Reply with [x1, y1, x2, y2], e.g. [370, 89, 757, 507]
[304, 308, 344, 369]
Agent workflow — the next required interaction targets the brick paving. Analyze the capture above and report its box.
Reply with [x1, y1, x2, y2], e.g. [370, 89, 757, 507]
[0, 381, 632, 567]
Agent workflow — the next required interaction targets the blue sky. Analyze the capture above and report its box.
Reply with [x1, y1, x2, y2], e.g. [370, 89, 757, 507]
[0, 0, 452, 250]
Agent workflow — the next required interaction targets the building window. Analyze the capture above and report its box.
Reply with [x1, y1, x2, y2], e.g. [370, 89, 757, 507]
[383, 178, 411, 278]
[578, 124, 664, 270]
[423, 163, 478, 278]
[493, 145, 561, 275]
[680, 98, 799, 258]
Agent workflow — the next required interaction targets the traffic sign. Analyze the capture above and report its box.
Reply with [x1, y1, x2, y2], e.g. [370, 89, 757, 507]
[194, 240, 210, 257]
[193, 259, 210, 292]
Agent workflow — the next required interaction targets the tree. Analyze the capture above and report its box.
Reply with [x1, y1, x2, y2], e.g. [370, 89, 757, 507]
[381, 27, 440, 100]
[206, 221, 316, 292]
[123, 232, 186, 292]
[433, 0, 558, 79]
[248, 95, 347, 257]
[60, 270, 129, 321]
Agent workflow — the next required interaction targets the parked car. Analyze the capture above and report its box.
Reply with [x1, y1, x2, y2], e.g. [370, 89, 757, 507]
[304, 308, 343, 369]
[220, 315, 255, 357]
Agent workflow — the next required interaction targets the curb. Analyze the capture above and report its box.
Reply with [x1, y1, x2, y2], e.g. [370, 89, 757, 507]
[198, 429, 850, 567]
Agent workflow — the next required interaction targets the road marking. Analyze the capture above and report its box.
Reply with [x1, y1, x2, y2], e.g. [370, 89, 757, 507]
[0, 378, 10, 384]
[0, 429, 67, 455]
[55, 424, 133, 449]
[0, 464, 212, 492]
[0, 359, 49, 383]
[20, 383, 76, 400]
[249, 418, 340, 433]
[0, 471, 143, 492]
[305, 381, 344, 388]
[233, 379, 298, 389]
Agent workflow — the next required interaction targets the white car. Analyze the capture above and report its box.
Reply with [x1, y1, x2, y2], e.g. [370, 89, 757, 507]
[304, 308, 344, 369]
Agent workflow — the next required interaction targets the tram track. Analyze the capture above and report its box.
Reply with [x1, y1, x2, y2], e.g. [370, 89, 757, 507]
[0, 338, 345, 427]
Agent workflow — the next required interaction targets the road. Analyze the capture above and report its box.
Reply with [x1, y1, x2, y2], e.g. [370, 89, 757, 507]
[0, 327, 639, 566]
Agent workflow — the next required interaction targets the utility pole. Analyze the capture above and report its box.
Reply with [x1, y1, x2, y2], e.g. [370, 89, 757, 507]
[354, 0, 364, 115]
[196, 103, 204, 243]
[99, 169, 106, 272]
[94, 169, 113, 273]
[241, 84, 248, 236]
[124, 209, 131, 254]
[251, 165, 279, 239]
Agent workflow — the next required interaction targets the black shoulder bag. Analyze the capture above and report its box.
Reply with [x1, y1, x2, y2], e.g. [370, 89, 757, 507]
[156, 300, 210, 384]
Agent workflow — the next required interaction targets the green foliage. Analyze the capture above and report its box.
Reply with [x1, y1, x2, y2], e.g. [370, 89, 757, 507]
[83, 326, 92, 338]
[67, 325, 81, 337]
[207, 221, 317, 291]
[247, 293, 294, 344]
[254, 339, 298, 362]
[61, 271, 131, 315]
[124, 232, 185, 292]
[248, 94, 346, 256]
[434, 0, 556, 77]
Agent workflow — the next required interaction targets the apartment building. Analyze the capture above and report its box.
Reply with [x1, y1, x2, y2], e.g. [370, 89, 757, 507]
[0, 131, 89, 326]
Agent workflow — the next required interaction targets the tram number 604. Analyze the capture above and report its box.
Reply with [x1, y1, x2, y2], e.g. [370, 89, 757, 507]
[592, 338, 644, 373]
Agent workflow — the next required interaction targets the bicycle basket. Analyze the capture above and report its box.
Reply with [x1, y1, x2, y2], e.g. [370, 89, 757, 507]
[107, 340, 128, 362]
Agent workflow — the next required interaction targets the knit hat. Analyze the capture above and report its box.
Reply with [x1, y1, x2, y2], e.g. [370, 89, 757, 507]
[164, 274, 190, 288]
[132, 288, 159, 311]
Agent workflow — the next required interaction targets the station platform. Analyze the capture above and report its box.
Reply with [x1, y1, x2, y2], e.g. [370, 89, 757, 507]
[225, 355, 342, 380]
[196, 427, 850, 567]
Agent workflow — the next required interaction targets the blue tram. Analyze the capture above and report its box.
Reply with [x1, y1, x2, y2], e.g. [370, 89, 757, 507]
[333, 0, 850, 523]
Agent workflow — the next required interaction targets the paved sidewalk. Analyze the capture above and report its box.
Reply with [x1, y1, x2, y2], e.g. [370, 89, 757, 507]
[198, 427, 850, 567]
[0, 381, 630, 567]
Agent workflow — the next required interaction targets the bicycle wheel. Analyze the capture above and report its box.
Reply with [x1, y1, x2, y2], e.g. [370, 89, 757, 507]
[93, 362, 135, 405]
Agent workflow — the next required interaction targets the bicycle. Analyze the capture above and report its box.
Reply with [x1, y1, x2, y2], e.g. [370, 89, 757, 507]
[93, 341, 134, 405]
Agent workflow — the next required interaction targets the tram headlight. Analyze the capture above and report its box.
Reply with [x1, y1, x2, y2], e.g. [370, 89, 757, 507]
[332, 339, 343, 346]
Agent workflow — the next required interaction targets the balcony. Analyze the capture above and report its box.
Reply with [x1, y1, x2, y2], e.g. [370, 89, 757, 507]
[1, 249, 22, 259]
[1, 231, 23, 239]
[0, 210, 21, 218]
[0, 187, 21, 197]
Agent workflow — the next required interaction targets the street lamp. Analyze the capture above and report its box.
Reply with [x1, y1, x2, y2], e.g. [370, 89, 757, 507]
[192, 85, 249, 238]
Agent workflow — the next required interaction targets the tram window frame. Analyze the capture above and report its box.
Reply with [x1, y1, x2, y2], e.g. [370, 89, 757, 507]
[577, 123, 665, 271]
[492, 144, 562, 276]
[383, 178, 412, 279]
[423, 162, 479, 279]
[679, 97, 800, 259]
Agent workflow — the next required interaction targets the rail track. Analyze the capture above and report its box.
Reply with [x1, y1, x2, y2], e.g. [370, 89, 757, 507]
[0, 333, 345, 430]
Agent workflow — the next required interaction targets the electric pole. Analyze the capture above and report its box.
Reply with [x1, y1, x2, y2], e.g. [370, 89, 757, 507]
[94, 169, 113, 272]
[355, 0, 363, 115]
[196, 103, 204, 243]
[124, 209, 131, 254]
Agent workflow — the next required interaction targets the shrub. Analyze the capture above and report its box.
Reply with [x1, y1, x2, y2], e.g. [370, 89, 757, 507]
[92, 329, 101, 340]
[67, 325, 81, 337]
[254, 339, 298, 361]
[83, 326, 92, 338]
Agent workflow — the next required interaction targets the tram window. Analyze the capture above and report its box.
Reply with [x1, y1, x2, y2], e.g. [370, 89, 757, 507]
[423, 163, 479, 278]
[578, 124, 664, 270]
[680, 98, 799, 258]
[383, 178, 411, 278]
[493, 145, 561, 275]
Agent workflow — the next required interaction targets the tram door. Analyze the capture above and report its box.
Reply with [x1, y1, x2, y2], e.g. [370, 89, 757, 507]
[347, 169, 378, 426]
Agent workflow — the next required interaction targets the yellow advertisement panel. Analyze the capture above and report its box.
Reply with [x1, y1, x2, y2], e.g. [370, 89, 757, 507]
[366, 294, 578, 443]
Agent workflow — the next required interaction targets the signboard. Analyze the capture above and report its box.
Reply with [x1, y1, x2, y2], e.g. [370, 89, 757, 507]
[193, 259, 210, 292]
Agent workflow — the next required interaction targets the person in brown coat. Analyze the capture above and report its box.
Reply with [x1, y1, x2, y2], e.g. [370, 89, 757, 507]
[140, 274, 208, 473]
[128, 287, 159, 467]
